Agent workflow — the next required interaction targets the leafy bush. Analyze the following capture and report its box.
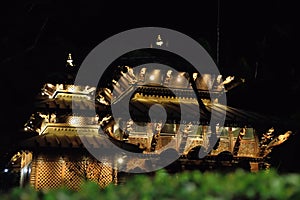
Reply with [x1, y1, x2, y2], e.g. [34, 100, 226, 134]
[1, 169, 300, 200]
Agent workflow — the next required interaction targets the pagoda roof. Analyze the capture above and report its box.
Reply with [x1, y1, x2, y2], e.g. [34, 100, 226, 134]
[34, 96, 106, 114]
[16, 130, 144, 153]
[111, 87, 284, 129]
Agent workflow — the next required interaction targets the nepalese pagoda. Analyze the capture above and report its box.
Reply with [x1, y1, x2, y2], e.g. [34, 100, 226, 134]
[7, 48, 292, 190]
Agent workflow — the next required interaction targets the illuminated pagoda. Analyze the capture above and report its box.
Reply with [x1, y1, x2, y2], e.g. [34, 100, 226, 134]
[6, 38, 293, 190]
[10, 53, 120, 190]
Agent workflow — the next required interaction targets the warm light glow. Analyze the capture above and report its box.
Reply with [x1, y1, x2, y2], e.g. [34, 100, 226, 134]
[95, 115, 99, 122]
[98, 95, 109, 105]
[140, 68, 146, 74]
[66, 53, 74, 67]
[216, 75, 222, 84]
[193, 73, 198, 81]
[68, 116, 84, 125]
[156, 34, 163, 46]
[149, 75, 155, 81]
[177, 76, 182, 82]
[117, 157, 124, 164]
[67, 85, 76, 92]
[222, 76, 234, 85]
[46, 83, 55, 90]
[99, 116, 112, 126]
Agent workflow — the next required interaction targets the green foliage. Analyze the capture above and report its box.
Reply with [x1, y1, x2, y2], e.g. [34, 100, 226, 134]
[1, 169, 300, 200]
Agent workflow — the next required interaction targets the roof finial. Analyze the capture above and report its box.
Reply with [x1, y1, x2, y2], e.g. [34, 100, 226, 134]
[66, 53, 75, 67]
[156, 34, 164, 46]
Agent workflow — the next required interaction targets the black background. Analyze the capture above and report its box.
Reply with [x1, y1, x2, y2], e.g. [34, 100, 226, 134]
[1, 0, 299, 172]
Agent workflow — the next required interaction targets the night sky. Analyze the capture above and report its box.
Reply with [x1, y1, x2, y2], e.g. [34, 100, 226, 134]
[1, 0, 299, 172]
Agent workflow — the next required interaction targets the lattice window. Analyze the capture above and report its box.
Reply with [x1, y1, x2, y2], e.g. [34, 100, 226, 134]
[211, 139, 230, 155]
[35, 159, 63, 190]
[30, 155, 114, 190]
[63, 161, 85, 191]
[86, 161, 113, 188]
[238, 142, 257, 157]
